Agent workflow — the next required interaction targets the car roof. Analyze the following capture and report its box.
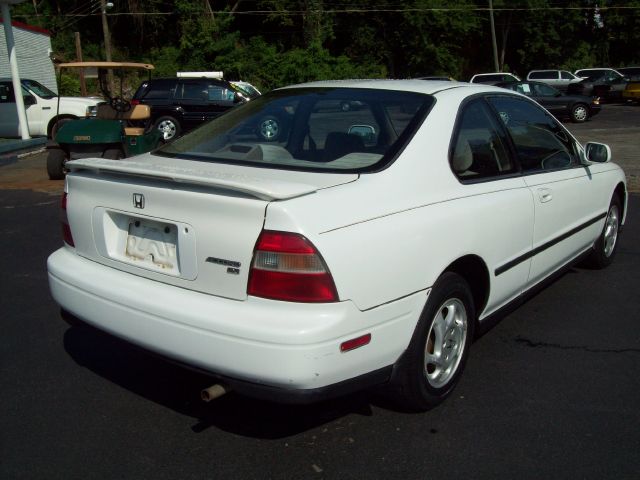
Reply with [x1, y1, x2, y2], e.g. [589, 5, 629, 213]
[277, 78, 505, 96]
[145, 76, 231, 83]
[575, 67, 623, 74]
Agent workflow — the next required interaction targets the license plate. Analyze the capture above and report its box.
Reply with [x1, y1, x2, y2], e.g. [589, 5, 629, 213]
[125, 218, 178, 272]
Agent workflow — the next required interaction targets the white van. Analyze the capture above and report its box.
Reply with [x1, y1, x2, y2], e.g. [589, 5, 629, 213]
[526, 70, 582, 92]
[0, 78, 101, 138]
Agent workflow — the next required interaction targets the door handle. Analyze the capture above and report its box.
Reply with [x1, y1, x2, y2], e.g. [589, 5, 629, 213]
[537, 187, 553, 203]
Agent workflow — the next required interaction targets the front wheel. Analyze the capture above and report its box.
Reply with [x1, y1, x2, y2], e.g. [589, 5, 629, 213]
[586, 196, 622, 269]
[390, 272, 475, 411]
[570, 103, 589, 123]
[47, 148, 68, 180]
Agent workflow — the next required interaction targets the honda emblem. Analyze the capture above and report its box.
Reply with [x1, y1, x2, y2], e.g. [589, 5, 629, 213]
[133, 193, 145, 209]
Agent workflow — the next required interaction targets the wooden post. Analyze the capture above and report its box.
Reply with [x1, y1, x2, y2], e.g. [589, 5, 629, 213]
[74, 32, 87, 96]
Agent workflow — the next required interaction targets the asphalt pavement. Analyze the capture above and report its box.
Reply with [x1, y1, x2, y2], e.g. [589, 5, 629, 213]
[1, 104, 639, 479]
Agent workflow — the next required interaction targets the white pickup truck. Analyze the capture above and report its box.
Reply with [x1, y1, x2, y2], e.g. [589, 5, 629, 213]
[0, 78, 102, 138]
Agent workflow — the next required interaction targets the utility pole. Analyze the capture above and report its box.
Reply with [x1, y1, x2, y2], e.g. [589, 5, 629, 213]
[489, 0, 500, 72]
[74, 32, 87, 96]
[99, 0, 114, 91]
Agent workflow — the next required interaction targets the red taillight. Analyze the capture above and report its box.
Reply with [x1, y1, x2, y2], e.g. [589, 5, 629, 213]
[61, 192, 75, 247]
[248, 230, 338, 302]
[130, 99, 140, 105]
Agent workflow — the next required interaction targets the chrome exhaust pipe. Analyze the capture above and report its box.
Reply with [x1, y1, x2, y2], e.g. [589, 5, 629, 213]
[201, 383, 229, 402]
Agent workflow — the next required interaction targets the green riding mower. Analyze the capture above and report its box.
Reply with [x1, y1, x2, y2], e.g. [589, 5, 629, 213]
[47, 62, 163, 180]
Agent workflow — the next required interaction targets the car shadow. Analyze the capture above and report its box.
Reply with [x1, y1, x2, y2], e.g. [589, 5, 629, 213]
[62, 322, 387, 439]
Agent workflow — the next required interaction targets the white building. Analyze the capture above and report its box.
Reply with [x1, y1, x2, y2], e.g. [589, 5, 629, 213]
[0, 18, 56, 93]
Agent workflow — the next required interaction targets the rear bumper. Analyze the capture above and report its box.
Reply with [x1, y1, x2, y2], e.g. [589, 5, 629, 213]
[48, 247, 426, 398]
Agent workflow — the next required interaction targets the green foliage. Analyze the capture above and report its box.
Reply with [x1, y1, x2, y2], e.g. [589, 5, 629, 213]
[57, 74, 81, 97]
[7, 0, 640, 88]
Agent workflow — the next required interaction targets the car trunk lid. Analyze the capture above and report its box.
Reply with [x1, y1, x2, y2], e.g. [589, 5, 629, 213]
[65, 156, 357, 300]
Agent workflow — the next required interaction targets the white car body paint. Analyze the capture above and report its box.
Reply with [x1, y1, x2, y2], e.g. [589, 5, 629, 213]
[47, 80, 627, 399]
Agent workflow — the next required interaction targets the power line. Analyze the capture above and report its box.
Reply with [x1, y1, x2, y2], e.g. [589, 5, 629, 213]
[14, 5, 640, 19]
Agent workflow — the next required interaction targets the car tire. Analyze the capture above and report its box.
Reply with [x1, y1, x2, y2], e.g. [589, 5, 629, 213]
[257, 115, 281, 141]
[390, 272, 475, 411]
[47, 148, 68, 180]
[154, 116, 181, 141]
[570, 103, 589, 123]
[585, 196, 622, 269]
[103, 148, 124, 160]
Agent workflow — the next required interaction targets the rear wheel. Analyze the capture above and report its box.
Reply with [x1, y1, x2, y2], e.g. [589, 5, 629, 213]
[47, 148, 68, 180]
[257, 115, 281, 141]
[50, 117, 74, 139]
[154, 116, 180, 141]
[570, 103, 589, 123]
[390, 272, 475, 411]
[586, 196, 622, 268]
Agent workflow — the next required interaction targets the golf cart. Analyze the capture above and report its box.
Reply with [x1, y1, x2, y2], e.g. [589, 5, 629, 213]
[47, 62, 163, 180]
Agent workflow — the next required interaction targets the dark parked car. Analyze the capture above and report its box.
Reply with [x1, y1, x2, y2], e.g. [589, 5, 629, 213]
[496, 80, 601, 123]
[569, 69, 628, 102]
[616, 67, 640, 81]
[132, 77, 260, 141]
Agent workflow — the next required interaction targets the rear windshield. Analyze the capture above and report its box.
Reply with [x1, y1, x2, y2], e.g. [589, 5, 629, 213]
[154, 87, 434, 173]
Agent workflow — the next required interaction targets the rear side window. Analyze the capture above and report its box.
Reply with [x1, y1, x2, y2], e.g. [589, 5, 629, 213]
[135, 79, 177, 100]
[475, 74, 502, 82]
[450, 99, 515, 180]
[487, 96, 579, 173]
[179, 80, 207, 100]
[529, 71, 556, 80]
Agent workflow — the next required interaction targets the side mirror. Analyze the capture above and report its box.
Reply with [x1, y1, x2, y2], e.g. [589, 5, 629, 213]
[23, 94, 36, 106]
[584, 142, 611, 163]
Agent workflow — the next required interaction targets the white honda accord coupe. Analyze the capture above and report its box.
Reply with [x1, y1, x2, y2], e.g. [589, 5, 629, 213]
[47, 79, 627, 410]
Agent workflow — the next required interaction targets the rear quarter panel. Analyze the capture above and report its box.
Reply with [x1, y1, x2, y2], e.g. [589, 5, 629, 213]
[264, 90, 535, 314]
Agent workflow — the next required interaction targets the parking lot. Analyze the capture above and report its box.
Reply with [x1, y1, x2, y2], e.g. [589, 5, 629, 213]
[1, 103, 639, 479]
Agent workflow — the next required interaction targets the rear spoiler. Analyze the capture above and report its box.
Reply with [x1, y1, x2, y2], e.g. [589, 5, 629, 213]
[67, 157, 320, 201]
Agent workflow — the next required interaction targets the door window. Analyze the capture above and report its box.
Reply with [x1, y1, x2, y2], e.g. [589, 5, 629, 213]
[207, 84, 235, 103]
[488, 96, 579, 173]
[180, 81, 208, 100]
[450, 99, 515, 180]
[0, 83, 15, 103]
